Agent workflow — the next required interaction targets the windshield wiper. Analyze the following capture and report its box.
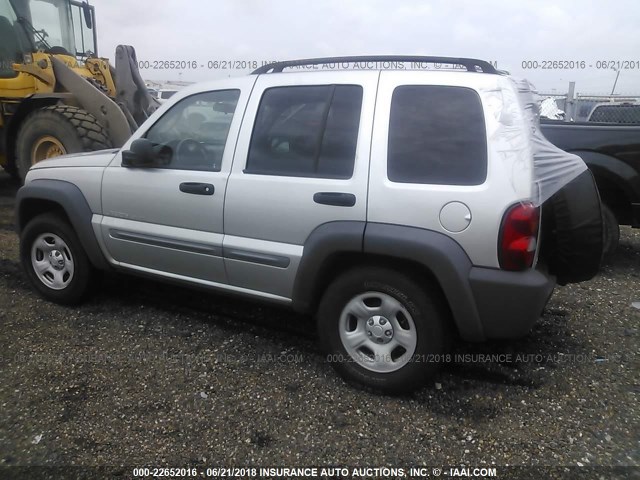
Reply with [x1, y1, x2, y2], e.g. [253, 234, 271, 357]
[17, 16, 51, 51]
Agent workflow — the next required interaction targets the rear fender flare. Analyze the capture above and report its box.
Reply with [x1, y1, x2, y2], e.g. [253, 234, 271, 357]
[363, 223, 483, 340]
[292, 221, 484, 340]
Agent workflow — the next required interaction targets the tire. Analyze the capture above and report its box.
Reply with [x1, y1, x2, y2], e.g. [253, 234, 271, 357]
[16, 105, 111, 181]
[20, 213, 96, 305]
[601, 204, 620, 262]
[317, 267, 450, 394]
[541, 170, 604, 285]
[2, 161, 20, 181]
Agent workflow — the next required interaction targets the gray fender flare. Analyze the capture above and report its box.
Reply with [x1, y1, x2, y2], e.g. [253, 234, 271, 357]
[16, 179, 109, 270]
[292, 221, 365, 313]
[292, 221, 484, 340]
[364, 223, 483, 340]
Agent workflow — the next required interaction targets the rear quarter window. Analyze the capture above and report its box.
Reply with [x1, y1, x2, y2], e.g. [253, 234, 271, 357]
[387, 85, 487, 185]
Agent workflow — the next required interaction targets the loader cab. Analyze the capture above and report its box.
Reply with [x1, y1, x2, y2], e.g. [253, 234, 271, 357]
[0, 0, 28, 77]
[68, 0, 97, 57]
[1, 0, 96, 69]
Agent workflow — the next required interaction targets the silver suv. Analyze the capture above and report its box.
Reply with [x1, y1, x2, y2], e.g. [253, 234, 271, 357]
[16, 56, 604, 393]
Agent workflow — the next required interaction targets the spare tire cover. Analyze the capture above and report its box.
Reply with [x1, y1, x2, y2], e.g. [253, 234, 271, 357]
[541, 169, 604, 285]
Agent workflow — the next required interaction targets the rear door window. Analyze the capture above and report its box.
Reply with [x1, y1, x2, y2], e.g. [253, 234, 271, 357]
[246, 85, 363, 179]
[387, 85, 487, 185]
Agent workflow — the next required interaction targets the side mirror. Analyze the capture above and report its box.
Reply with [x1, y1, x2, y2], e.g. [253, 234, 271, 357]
[82, 2, 93, 29]
[122, 138, 160, 167]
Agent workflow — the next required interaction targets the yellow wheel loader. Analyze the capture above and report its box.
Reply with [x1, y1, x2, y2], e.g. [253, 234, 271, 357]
[0, 0, 159, 180]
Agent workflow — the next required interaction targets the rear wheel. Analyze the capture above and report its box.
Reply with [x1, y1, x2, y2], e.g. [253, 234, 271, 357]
[16, 105, 111, 181]
[20, 213, 96, 305]
[317, 267, 450, 394]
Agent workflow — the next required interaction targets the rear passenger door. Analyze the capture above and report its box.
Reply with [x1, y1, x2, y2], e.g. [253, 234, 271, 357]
[223, 72, 378, 300]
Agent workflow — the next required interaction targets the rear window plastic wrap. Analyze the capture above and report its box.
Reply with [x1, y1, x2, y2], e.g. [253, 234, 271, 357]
[480, 77, 587, 206]
[516, 78, 587, 205]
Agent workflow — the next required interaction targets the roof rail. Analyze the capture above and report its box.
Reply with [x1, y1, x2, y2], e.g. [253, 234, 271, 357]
[252, 56, 498, 74]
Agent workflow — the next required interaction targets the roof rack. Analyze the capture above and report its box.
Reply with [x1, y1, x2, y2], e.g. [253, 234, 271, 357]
[252, 56, 498, 74]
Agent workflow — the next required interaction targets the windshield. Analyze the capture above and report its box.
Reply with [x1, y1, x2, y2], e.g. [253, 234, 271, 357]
[23, 0, 75, 54]
[1, 0, 18, 23]
[0, 0, 29, 73]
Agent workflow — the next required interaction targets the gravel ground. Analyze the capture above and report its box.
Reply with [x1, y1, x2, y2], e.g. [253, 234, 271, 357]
[0, 171, 638, 473]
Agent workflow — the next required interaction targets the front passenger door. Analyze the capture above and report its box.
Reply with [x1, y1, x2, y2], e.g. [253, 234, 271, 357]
[99, 78, 255, 285]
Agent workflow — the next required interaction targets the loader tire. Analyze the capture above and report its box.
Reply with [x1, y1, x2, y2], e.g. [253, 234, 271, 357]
[16, 105, 111, 181]
[3, 161, 20, 181]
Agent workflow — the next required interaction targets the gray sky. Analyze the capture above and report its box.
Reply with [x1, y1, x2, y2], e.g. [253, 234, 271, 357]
[92, 0, 640, 95]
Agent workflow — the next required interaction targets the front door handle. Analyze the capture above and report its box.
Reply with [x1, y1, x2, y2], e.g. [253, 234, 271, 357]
[313, 192, 356, 207]
[179, 182, 214, 195]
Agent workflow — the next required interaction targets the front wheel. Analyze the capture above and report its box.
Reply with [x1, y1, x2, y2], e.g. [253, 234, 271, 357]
[20, 213, 96, 305]
[317, 267, 450, 394]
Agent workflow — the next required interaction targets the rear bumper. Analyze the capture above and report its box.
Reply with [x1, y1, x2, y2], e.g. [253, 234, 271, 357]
[468, 266, 556, 339]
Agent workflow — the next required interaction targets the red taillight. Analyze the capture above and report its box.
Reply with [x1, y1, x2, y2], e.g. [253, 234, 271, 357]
[499, 202, 540, 271]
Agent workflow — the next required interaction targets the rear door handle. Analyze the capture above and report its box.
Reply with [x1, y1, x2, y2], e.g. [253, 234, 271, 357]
[313, 192, 356, 207]
[179, 182, 214, 195]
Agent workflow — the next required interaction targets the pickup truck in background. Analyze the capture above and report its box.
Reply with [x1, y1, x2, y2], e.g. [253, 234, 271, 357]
[541, 120, 640, 257]
[587, 103, 640, 124]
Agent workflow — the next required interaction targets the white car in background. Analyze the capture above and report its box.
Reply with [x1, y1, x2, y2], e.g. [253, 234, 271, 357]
[147, 88, 179, 103]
